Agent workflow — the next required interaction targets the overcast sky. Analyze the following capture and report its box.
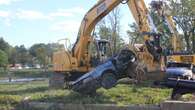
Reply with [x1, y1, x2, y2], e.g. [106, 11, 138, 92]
[0, 0, 152, 48]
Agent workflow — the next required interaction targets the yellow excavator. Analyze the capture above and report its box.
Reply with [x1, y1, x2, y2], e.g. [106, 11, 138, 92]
[50, 0, 165, 88]
[165, 12, 195, 65]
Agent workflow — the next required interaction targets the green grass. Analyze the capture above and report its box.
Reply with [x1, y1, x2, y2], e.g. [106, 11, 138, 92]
[0, 82, 172, 109]
[0, 70, 176, 109]
[0, 81, 172, 109]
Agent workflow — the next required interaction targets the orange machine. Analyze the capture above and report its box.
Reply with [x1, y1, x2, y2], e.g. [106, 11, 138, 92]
[51, 0, 165, 88]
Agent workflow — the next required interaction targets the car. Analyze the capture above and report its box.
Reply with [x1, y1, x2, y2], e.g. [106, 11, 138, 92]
[70, 49, 137, 95]
[166, 62, 194, 80]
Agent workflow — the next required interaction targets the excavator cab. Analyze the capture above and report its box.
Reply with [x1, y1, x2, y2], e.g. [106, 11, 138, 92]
[89, 39, 112, 67]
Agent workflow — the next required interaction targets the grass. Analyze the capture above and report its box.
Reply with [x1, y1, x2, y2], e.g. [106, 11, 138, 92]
[0, 69, 185, 109]
[0, 80, 172, 109]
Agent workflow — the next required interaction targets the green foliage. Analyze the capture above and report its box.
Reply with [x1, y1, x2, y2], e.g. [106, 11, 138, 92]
[127, 9, 173, 47]
[149, 7, 173, 48]
[0, 38, 11, 67]
[0, 38, 10, 54]
[0, 50, 8, 68]
[0, 95, 21, 105]
[29, 44, 46, 57]
[0, 37, 63, 68]
[98, 25, 112, 40]
[36, 47, 48, 68]
[29, 43, 63, 67]
[30, 43, 62, 58]
[97, 7, 125, 54]
[170, 0, 194, 51]
[15, 45, 30, 65]
[8, 47, 17, 66]
[97, 25, 125, 54]
[127, 23, 144, 45]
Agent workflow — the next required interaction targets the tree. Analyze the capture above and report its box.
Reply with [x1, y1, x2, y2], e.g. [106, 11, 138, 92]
[45, 43, 64, 58]
[192, 19, 195, 53]
[170, 0, 194, 51]
[127, 23, 143, 45]
[29, 44, 47, 66]
[149, 5, 173, 48]
[29, 43, 63, 70]
[0, 37, 10, 54]
[29, 44, 45, 57]
[98, 20, 112, 40]
[15, 45, 29, 65]
[97, 7, 124, 54]
[8, 47, 17, 66]
[0, 50, 8, 71]
[0, 37, 19, 66]
[108, 7, 123, 54]
[36, 47, 48, 70]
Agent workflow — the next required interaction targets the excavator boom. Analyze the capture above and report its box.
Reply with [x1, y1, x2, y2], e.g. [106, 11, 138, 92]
[72, 0, 162, 68]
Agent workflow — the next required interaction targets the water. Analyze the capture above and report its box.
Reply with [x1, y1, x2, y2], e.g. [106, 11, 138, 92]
[0, 78, 47, 83]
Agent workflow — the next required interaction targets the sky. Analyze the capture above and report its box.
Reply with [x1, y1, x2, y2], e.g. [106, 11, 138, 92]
[0, 0, 152, 48]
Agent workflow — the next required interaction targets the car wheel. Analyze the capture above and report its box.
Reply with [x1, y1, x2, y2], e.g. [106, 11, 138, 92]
[101, 73, 117, 89]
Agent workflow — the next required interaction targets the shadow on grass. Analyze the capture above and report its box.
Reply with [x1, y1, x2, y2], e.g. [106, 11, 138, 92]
[0, 86, 49, 95]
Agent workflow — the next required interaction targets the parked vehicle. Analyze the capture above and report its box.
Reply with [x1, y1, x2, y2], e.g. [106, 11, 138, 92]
[166, 62, 195, 80]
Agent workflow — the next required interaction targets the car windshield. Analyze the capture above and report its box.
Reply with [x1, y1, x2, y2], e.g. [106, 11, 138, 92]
[167, 62, 192, 69]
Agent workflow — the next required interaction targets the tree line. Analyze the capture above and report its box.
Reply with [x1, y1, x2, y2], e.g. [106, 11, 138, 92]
[0, 37, 63, 70]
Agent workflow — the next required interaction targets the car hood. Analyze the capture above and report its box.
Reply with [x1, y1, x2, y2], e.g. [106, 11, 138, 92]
[166, 67, 192, 75]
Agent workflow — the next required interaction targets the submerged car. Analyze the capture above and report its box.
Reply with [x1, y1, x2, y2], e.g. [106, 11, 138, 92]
[70, 49, 137, 94]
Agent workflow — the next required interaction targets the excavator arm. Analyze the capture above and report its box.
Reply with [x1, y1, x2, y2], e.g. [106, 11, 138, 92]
[151, 0, 181, 52]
